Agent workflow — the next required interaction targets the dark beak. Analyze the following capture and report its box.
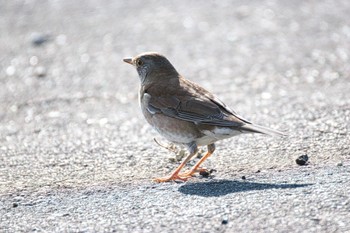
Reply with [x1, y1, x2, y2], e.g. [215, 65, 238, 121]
[123, 57, 133, 65]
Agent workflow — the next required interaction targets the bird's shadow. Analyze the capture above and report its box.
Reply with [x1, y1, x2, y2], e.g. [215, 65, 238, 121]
[178, 179, 312, 197]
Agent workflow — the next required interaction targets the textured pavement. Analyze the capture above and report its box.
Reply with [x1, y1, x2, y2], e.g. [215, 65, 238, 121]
[1, 0, 350, 232]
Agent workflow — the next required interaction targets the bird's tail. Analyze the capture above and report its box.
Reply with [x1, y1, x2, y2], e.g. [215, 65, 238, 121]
[240, 123, 287, 137]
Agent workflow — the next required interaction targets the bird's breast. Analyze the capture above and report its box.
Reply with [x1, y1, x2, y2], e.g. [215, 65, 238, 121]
[139, 93, 201, 144]
[150, 113, 202, 144]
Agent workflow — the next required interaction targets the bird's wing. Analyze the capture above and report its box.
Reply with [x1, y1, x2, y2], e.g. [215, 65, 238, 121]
[183, 78, 253, 124]
[144, 92, 245, 127]
[144, 92, 285, 136]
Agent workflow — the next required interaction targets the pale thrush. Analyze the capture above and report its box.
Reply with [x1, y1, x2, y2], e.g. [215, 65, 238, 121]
[123, 52, 285, 182]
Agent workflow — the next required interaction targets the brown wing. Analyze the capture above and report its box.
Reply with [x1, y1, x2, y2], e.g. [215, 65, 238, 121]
[143, 77, 285, 136]
[144, 80, 249, 127]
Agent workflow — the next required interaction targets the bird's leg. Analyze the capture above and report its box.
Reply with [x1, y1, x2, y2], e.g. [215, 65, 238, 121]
[180, 144, 216, 177]
[154, 142, 198, 182]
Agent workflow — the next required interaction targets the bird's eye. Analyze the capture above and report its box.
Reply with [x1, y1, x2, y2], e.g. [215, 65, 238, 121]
[136, 59, 143, 67]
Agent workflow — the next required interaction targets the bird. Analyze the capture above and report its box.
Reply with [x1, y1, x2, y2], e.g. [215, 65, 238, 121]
[123, 52, 285, 182]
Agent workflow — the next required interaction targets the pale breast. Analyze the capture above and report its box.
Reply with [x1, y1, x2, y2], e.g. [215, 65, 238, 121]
[150, 114, 201, 144]
[140, 89, 201, 144]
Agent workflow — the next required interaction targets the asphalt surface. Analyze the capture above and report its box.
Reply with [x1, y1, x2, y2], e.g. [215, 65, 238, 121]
[1, 0, 349, 232]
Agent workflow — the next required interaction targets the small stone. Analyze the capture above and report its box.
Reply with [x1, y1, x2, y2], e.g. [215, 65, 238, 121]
[209, 169, 217, 174]
[222, 216, 228, 225]
[199, 169, 216, 178]
[12, 202, 19, 208]
[31, 33, 50, 46]
[296, 154, 309, 166]
[255, 169, 261, 173]
[34, 66, 47, 78]
[241, 176, 246, 180]
[337, 162, 343, 167]
[34, 129, 41, 134]
[199, 169, 210, 177]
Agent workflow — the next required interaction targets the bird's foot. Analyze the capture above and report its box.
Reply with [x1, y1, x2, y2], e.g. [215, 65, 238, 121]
[180, 167, 208, 177]
[153, 173, 192, 183]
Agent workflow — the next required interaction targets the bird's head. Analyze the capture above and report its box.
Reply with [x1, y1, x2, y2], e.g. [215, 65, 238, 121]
[123, 52, 179, 84]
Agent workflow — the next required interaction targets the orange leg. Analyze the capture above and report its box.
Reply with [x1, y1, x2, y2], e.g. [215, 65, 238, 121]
[180, 144, 215, 177]
[154, 143, 198, 182]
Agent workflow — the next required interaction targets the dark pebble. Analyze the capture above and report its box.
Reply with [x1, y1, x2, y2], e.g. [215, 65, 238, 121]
[296, 154, 309, 165]
[241, 176, 246, 180]
[12, 202, 19, 208]
[199, 170, 210, 177]
[31, 33, 50, 46]
[199, 169, 216, 177]
[34, 129, 41, 134]
[222, 218, 228, 225]
[34, 66, 47, 78]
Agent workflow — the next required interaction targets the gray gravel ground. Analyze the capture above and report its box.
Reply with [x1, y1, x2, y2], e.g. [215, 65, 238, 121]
[1, 0, 349, 232]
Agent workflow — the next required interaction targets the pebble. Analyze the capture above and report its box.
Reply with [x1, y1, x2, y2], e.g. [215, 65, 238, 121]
[34, 66, 47, 78]
[31, 33, 50, 46]
[199, 169, 210, 177]
[337, 162, 343, 167]
[296, 154, 309, 166]
[222, 216, 229, 225]
[199, 169, 216, 178]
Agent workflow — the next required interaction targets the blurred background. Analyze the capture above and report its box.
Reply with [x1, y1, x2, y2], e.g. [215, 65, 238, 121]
[1, 0, 349, 197]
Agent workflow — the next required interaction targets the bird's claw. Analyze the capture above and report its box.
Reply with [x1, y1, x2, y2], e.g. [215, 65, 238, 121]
[179, 167, 208, 177]
[153, 173, 192, 183]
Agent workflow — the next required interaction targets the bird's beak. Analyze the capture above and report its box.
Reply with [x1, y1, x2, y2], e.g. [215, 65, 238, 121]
[123, 57, 133, 65]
